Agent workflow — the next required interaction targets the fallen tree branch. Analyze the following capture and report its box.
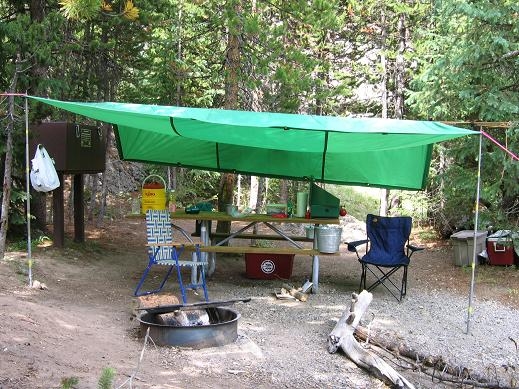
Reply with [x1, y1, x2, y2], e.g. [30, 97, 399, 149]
[353, 315, 518, 388]
[327, 290, 415, 389]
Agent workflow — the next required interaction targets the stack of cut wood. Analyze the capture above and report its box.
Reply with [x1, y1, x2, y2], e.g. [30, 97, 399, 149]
[275, 283, 309, 302]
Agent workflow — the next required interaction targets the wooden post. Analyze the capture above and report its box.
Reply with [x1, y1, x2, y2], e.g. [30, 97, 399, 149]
[73, 174, 84, 243]
[52, 172, 65, 248]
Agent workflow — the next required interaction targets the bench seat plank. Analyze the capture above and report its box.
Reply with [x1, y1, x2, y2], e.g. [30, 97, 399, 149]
[210, 232, 312, 242]
[198, 245, 318, 255]
[146, 243, 335, 256]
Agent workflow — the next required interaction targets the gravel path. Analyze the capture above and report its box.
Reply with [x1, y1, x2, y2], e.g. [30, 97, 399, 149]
[148, 251, 519, 389]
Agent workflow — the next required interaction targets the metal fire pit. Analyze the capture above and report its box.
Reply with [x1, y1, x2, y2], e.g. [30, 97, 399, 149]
[137, 306, 241, 349]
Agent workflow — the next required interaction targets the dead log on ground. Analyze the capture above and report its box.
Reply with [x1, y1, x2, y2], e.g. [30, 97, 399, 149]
[327, 290, 415, 389]
[354, 326, 518, 388]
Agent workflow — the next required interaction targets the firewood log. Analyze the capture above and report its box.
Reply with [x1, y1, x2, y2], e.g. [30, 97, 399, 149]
[281, 283, 308, 302]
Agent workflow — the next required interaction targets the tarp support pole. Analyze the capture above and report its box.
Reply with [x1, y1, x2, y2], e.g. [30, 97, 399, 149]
[466, 131, 483, 334]
[24, 97, 32, 287]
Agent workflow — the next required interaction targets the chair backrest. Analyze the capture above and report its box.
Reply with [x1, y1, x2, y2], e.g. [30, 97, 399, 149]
[364, 214, 412, 266]
[146, 210, 173, 261]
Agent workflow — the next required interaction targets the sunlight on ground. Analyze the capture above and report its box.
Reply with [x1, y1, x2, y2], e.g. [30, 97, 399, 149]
[307, 320, 327, 325]
[2, 251, 26, 261]
[156, 338, 264, 379]
[315, 304, 347, 311]
[37, 240, 53, 248]
[54, 318, 78, 331]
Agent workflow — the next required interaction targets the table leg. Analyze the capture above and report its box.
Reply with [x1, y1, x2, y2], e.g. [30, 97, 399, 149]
[311, 255, 319, 294]
[201, 221, 216, 277]
[190, 220, 211, 284]
[312, 231, 319, 293]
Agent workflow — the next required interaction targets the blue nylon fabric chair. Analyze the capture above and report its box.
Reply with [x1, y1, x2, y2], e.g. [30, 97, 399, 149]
[347, 214, 424, 301]
[134, 210, 209, 304]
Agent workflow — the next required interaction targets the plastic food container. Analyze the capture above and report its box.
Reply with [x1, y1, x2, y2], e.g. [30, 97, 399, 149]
[226, 204, 237, 215]
[266, 203, 287, 215]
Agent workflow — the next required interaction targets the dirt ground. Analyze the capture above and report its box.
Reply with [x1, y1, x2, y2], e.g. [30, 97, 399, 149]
[0, 216, 518, 389]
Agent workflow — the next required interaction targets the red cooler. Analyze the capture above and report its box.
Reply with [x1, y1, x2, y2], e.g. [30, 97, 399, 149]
[486, 230, 516, 266]
[245, 253, 294, 279]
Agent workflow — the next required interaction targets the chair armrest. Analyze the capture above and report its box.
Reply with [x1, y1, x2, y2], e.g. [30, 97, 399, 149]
[407, 244, 425, 258]
[146, 242, 194, 247]
[347, 239, 368, 252]
[407, 244, 424, 252]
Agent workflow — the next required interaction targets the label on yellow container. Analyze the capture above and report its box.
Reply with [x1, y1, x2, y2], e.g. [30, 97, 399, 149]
[141, 175, 167, 213]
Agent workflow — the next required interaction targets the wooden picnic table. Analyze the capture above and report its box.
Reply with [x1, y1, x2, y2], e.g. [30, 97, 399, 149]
[170, 211, 340, 293]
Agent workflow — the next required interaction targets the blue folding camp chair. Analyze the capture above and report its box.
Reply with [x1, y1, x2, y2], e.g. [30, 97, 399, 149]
[134, 210, 209, 304]
[347, 214, 424, 301]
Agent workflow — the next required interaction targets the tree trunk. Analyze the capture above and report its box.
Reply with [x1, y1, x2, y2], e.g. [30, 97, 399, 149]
[216, 173, 235, 236]
[96, 125, 112, 227]
[237, 174, 242, 207]
[28, 0, 49, 232]
[279, 179, 288, 203]
[327, 291, 415, 389]
[95, 24, 114, 226]
[379, 7, 389, 217]
[87, 174, 98, 221]
[251, 176, 265, 244]
[379, 189, 389, 217]
[394, 13, 406, 120]
[0, 83, 18, 259]
[249, 176, 258, 209]
[217, 1, 242, 235]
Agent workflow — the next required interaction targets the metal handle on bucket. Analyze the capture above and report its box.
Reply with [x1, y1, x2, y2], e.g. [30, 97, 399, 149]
[142, 174, 166, 189]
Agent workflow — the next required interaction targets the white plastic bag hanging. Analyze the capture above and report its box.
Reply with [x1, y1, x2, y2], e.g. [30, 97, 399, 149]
[30, 145, 60, 192]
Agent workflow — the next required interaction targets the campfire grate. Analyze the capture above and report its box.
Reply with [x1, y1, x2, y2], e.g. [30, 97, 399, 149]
[137, 306, 240, 349]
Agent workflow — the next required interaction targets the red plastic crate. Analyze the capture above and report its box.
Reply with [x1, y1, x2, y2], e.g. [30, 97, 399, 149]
[245, 253, 294, 279]
[487, 231, 516, 266]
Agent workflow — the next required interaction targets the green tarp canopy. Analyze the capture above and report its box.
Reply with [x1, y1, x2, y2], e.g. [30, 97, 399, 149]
[29, 96, 476, 190]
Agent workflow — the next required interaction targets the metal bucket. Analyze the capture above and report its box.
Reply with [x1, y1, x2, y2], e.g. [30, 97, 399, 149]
[315, 226, 342, 253]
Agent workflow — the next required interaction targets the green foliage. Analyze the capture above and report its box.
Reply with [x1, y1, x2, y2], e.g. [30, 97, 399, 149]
[325, 185, 379, 221]
[424, 128, 519, 237]
[1, 0, 517, 243]
[7, 234, 51, 251]
[409, 0, 519, 121]
[60, 376, 79, 389]
[4, 188, 29, 228]
[97, 367, 115, 389]
[407, 0, 519, 236]
[415, 227, 439, 243]
[175, 169, 220, 207]
[59, 0, 101, 20]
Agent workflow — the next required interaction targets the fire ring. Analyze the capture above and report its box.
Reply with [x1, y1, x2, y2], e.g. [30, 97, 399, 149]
[137, 306, 240, 349]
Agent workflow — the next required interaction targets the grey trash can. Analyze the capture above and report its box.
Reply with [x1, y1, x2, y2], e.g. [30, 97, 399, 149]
[450, 230, 487, 266]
